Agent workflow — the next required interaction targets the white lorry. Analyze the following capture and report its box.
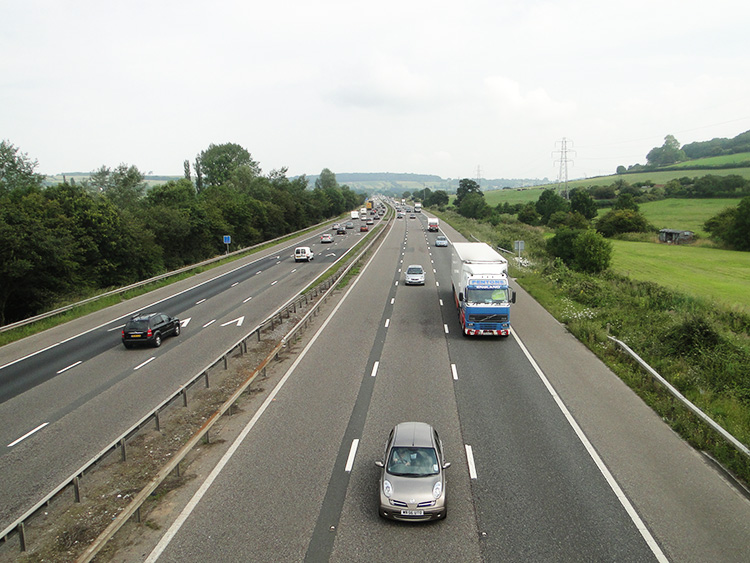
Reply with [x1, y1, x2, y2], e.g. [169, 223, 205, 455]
[351, 211, 360, 220]
[451, 242, 515, 336]
[427, 217, 439, 232]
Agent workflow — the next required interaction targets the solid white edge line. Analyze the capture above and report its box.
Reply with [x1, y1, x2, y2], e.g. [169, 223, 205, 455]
[371, 361, 380, 377]
[511, 329, 669, 562]
[465, 444, 477, 479]
[8, 422, 50, 448]
[345, 439, 360, 472]
[146, 218, 393, 563]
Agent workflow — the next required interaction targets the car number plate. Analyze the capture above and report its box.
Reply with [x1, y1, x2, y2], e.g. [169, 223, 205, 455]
[400, 509, 424, 516]
[131, 334, 141, 337]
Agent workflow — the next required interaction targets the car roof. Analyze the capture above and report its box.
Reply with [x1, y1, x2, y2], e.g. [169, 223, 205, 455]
[391, 421, 434, 447]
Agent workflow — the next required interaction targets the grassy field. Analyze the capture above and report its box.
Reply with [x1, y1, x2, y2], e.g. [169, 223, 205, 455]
[483, 186, 548, 206]
[609, 239, 750, 312]
[669, 152, 750, 168]
[637, 198, 738, 235]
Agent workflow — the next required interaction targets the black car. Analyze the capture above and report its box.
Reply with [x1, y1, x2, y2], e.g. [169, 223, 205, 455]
[122, 312, 181, 348]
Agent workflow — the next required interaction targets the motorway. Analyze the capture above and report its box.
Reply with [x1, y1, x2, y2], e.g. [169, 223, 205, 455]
[0, 221, 369, 536]
[141, 212, 748, 562]
[3, 209, 750, 562]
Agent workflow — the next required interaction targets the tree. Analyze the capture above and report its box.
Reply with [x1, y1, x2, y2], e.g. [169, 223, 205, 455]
[0, 140, 45, 194]
[646, 134, 686, 167]
[315, 168, 338, 190]
[596, 209, 653, 237]
[97, 164, 147, 210]
[572, 230, 612, 273]
[517, 202, 540, 225]
[613, 193, 639, 212]
[458, 191, 488, 219]
[425, 189, 449, 207]
[455, 179, 481, 208]
[535, 189, 569, 225]
[704, 206, 737, 247]
[194, 156, 203, 193]
[0, 188, 78, 324]
[547, 228, 583, 264]
[183, 159, 191, 180]
[590, 185, 616, 200]
[705, 197, 750, 250]
[570, 188, 598, 220]
[728, 196, 750, 250]
[198, 143, 260, 188]
[616, 165, 627, 174]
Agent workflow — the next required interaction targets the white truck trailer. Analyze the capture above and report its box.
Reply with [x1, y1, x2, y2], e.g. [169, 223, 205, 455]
[450, 242, 515, 336]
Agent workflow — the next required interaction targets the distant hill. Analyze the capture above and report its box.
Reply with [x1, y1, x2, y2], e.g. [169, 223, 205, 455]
[44, 171, 550, 194]
[302, 172, 549, 194]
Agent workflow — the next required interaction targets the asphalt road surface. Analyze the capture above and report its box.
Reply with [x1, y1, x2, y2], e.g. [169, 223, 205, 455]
[138, 213, 750, 562]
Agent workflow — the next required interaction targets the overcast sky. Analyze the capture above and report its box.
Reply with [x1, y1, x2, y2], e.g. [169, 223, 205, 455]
[3, 0, 750, 183]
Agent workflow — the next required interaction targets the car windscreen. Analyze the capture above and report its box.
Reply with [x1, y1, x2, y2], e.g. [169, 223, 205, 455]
[465, 287, 509, 305]
[406, 267, 423, 274]
[387, 447, 439, 476]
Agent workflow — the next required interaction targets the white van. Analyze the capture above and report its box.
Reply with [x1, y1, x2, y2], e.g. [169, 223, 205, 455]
[294, 247, 314, 262]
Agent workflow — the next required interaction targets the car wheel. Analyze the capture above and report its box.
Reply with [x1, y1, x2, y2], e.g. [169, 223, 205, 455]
[174, 324, 181, 337]
[153, 333, 162, 347]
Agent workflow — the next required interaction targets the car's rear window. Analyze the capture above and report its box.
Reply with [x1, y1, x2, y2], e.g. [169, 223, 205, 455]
[126, 320, 149, 330]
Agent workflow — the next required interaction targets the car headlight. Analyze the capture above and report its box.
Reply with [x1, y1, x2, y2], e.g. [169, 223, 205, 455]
[383, 479, 393, 498]
[433, 481, 443, 499]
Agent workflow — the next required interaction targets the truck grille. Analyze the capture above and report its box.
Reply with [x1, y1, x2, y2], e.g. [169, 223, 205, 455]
[468, 313, 508, 323]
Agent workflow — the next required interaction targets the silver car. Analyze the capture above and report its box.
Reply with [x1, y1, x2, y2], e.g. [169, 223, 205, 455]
[435, 235, 448, 247]
[375, 422, 450, 521]
[404, 264, 425, 285]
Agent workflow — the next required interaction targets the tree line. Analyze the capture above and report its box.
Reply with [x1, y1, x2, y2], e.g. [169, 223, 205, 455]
[0, 140, 363, 325]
